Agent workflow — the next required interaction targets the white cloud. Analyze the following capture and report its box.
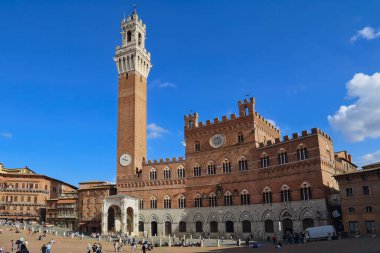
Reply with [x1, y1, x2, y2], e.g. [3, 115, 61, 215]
[359, 150, 380, 166]
[267, 119, 280, 130]
[181, 141, 186, 147]
[328, 73, 380, 142]
[147, 123, 169, 139]
[351, 26, 380, 42]
[0, 132, 13, 139]
[151, 79, 176, 88]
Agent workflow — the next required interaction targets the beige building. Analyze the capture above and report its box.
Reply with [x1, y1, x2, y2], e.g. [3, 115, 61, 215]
[0, 163, 77, 222]
[334, 162, 380, 236]
[46, 191, 78, 230]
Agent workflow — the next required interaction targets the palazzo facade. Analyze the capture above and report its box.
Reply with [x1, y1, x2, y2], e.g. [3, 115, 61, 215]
[103, 9, 353, 239]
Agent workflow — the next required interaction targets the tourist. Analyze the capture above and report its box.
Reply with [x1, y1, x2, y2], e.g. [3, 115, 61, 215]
[46, 242, 51, 253]
[142, 243, 146, 253]
[11, 240, 14, 252]
[87, 243, 91, 253]
[41, 244, 47, 253]
[114, 241, 118, 252]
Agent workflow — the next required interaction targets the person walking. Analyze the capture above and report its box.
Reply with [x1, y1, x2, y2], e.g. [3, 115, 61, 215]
[46, 242, 51, 253]
[41, 244, 47, 253]
[87, 243, 91, 253]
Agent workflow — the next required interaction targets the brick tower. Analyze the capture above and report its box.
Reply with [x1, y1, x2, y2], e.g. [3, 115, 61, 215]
[114, 9, 151, 187]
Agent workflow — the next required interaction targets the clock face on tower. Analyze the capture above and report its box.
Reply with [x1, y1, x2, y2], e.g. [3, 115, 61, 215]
[209, 134, 226, 148]
[119, 153, 132, 167]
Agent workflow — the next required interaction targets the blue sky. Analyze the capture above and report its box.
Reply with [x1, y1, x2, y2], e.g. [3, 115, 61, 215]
[1, 0, 380, 186]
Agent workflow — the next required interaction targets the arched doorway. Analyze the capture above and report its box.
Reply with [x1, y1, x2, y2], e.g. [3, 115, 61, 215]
[303, 218, 314, 230]
[108, 205, 121, 232]
[127, 207, 134, 234]
[165, 221, 172, 236]
[196, 221, 203, 233]
[265, 220, 274, 233]
[226, 221, 234, 233]
[210, 221, 218, 233]
[283, 218, 293, 233]
[151, 221, 158, 236]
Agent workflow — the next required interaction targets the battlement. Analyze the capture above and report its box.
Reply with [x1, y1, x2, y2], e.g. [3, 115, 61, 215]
[257, 128, 333, 148]
[146, 156, 185, 166]
[184, 97, 258, 130]
[254, 112, 280, 133]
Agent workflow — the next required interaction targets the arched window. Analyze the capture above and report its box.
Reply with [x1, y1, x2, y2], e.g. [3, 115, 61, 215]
[297, 146, 308, 160]
[224, 192, 232, 206]
[223, 159, 231, 173]
[208, 161, 216, 175]
[164, 167, 171, 179]
[348, 207, 355, 214]
[163, 196, 171, 209]
[139, 198, 144, 210]
[225, 221, 234, 233]
[262, 187, 272, 204]
[209, 193, 217, 207]
[261, 154, 270, 168]
[127, 31, 132, 42]
[265, 220, 274, 233]
[240, 190, 250, 205]
[194, 194, 202, 208]
[138, 221, 144, 232]
[242, 220, 251, 233]
[178, 196, 186, 209]
[300, 183, 312, 200]
[150, 196, 157, 209]
[196, 221, 203, 232]
[210, 221, 218, 233]
[193, 165, 201, 177]
[237, 132, 244, 144]
[138, 33, 142, 46]
[177, 166, 185, 179]
[195, 141, 201, 152]
[278, 150, 288, 165]
[149, 168, 157, 180]
[179, 221, 186, 232]
[281, 185, 291, 203]
[238, 157, 248, 171]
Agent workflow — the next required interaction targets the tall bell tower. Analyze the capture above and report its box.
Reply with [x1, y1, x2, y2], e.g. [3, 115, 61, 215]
[114, 9, 151, 185]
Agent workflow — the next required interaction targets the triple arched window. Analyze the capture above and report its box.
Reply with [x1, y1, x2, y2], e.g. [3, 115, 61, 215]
[300, 183, 312, 200]
[263, 187, 272, 204]
[261, 154, 270, 168]
[163, 196, 171, 209]
[223, 159, 231, 173]
[224, 192, 233, 206]
[194, 194, 202, 208]
[281, 185, 291, 203]
[163, 167, 171, 179]
[278, 151, 288, 165]
[209, 193, 217, 207]
[149, 168, 157, 180]
[208, 162, 216, 175]
[238, 157, 248, 171]
[297, 146, 308, 160]
[240, 190, 250, 205]
[194, 165, 201, 177]
[178, 196, 186, 209]
[150, 196, 157, 209]
[177, 166, 185, 179]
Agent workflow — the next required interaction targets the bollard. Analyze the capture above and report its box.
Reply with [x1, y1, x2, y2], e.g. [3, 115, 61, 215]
[217, 239, 220, 247]
[159, 238, 162, 247]
[200, 239, 204, 247]
[81, 233, 84, 240]
[109, 237, 112, 242]
[190, 234, 192, 239]
[199, 235, 201, 239]
[238, 239, 241, 246]
[63, 232, 66, 237]
[168, 239, 172, 247]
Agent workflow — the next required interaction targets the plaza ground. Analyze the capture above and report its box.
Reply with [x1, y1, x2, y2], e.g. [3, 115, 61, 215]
[0, 227, 380, 253]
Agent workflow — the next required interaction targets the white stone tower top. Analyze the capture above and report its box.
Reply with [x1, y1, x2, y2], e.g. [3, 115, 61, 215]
[114, 8, 151, 78]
